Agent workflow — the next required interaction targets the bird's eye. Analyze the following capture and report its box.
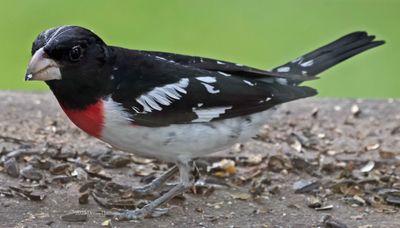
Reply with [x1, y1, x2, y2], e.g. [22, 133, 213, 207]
[69, 45, 83, 62]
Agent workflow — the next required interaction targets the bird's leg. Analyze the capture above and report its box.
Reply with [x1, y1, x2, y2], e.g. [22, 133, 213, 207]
[113, 159, 193, 220]
[132, 165, 178, 195]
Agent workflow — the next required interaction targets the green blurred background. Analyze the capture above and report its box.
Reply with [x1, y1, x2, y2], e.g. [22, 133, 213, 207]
[0, 0, 398, 97]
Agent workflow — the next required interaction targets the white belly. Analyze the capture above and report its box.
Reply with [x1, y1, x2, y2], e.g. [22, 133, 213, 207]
[100, 99, 273, 162]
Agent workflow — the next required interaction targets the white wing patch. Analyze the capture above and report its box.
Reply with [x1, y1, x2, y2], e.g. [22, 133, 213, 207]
[243, 80, 256, 86]
[217, 71, 231, 77]
[300, 59, 314, 67]
[135, 78, 189, 113]
[291, 56, 314, 67]
[197, 76, 220, 94]
[201, 83, 220, 94]
[196, 76, 216, 83]
[155, 56, 167, 61]
[292, 57, 303, 63]
[276, 66, 290, 72]
[192, 106, 232, 122]
[275, 78, 288, 85]
[257, 97, 272, 104]
[104, 96, 133, 122]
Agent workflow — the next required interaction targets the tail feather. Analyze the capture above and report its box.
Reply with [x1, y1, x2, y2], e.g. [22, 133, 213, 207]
[272, 32, 385, 78]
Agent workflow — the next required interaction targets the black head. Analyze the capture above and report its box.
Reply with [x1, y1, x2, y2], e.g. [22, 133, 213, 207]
[26, 26, 115, 109]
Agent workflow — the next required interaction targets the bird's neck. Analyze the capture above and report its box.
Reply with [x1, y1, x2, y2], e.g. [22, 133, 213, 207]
[46, 81, 108, 137]
[46, 81, 109, 111]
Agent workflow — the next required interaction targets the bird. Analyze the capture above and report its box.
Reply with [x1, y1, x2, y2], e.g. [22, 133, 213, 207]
[25, 25, 384, 220]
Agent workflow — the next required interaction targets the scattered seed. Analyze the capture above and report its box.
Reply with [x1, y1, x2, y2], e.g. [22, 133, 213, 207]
[79, 192, 90, 204]
[324, 216, 348, 228]
[334, 106, 342, 111]
[131, 155, 154, 164]
[207, 159, 236, 177]
[350, 214, 364, 220]
[311, 107, 319, 118]
[61, 212, 88, 222]
[360, 161, 375, 173]
[293, 179, 320, 194]
[327, 150, 337, 156]
[20, 165, 43, 181]
[365, 143, 380, 151]
[98, 153, 131, 168]
[351, 104, 361, 117]
[101, 219, 112, 227]
[307, 196, 322, 208]
[385, 194, 400, 206]
[379, 149, 397, 159]
[9, 186, 46, 201]
[4, 157, 19, 178]
[49, 163, 70, 175]
[315, 204, 334, 211]
[352, 195, 366, 206]
[51, 175, 73, 183]
[358, 225, 373, 228]
[71, 167, 88, 181]
[231, 192, 251, 201]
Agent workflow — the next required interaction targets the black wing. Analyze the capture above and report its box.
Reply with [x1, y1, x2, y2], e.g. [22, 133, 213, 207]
[110, 49, 316, 127]
[143, 31, 383, 84]
[109, 31, 383, 127]
[139, 50, 314, 85]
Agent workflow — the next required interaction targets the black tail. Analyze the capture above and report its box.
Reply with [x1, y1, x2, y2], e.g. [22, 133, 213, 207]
[272, 32, 385, 77]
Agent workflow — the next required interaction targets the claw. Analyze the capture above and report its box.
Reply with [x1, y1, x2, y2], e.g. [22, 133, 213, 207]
[149, 207, 170, 218]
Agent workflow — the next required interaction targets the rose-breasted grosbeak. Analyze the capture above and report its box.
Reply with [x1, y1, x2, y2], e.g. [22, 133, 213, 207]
[25, 26, 384, 220]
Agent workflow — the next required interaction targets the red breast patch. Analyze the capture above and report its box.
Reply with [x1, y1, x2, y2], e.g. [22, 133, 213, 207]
[61, 100, 104, 138]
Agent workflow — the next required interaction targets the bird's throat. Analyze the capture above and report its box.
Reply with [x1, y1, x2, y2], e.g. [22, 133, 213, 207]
[60, 99, 104, 138]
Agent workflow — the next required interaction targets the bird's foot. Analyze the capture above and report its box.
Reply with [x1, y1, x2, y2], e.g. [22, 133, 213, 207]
[131, 166, 179, 196]
[110, 206, 170, 221]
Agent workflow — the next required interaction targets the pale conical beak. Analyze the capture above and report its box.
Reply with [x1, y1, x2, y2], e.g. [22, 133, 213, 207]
[25, 47, 61, 81]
